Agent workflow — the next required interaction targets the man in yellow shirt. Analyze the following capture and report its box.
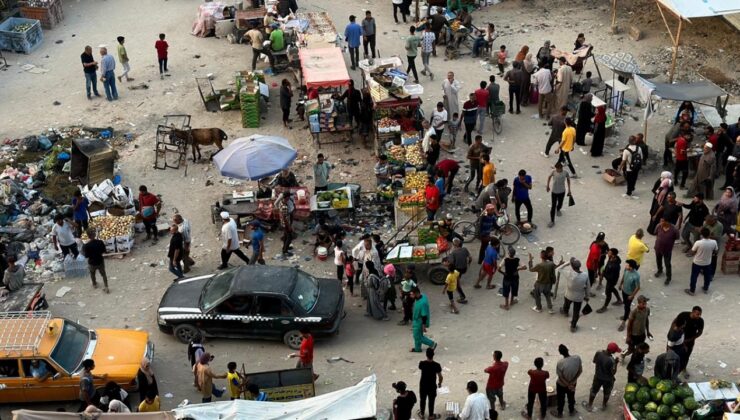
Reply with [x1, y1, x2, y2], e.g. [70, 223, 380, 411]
[626, 228, 649, 267]
[442, 258, 460, 314]
[226, 361, 245, 400]
[138, 390, 160, 412]
[556, 117, 577, 177]
[481, 153, 496, 192]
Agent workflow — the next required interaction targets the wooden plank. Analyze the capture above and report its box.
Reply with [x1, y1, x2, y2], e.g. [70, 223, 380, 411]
[724, 12, 740, 31]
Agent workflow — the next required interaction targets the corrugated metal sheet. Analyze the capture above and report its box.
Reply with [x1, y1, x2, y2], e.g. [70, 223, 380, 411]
[657, 0, 740, 19]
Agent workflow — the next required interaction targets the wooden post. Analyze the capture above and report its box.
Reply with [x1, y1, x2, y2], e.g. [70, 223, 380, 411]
[643, 112, 649, 145]
[415, 0, 420, 23]
[668, 18, 683, 83]
[611, 0, 617, 27]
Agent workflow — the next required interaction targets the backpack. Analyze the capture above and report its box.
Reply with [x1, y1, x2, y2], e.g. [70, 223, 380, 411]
[627, 147, 642, 172]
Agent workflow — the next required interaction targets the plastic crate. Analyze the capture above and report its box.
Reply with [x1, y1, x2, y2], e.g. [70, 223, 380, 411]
[0, 17, 44, 54]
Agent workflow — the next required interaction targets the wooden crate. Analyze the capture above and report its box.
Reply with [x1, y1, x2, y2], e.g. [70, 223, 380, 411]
[19, 0, 63, 30]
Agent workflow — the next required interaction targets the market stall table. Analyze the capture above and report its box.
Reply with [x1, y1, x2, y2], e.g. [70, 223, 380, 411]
[310, 186, 354, 212]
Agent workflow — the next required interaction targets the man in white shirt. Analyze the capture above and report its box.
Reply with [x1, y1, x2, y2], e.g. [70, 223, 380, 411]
[459, 381, 491, 420]
[351, 234, 381, 292]
[218, 211, 250, 269]
[685, 227, 718, 295]
[52, 214, 79, 258]
[431, 102, 448, 139]
[174, 214, 195, 273]
[421, 120, 438, 154]
[534, 67, 553, 119]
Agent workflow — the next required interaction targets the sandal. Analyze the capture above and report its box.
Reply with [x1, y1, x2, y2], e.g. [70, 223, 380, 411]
[474, 284, 482, 289]
[499, 304, 509, 310]
[451, 309, 459, 314]
[486, 285, 495, 289]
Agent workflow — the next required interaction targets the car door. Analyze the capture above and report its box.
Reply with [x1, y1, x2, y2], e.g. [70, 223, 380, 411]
[20, 358, 77, 402]
[252, 295, 295, 339]
[0, 358, 23, 403]
[206, 295, 257, 337]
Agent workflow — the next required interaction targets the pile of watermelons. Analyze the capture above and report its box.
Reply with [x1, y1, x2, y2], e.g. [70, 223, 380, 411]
[624, 376, 700, 419]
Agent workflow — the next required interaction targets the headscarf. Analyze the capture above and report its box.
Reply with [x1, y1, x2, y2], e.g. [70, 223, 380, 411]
[523, 52, 536, 73]
[581, 93, 593, 103]
[108, 400, 131, 413]
[718, 187, 738, 211]
[140, 357, 155, 385]
[383, 264, 396, 278]
[594, 106, 606, 124]
[365, 260, 379, 276]
[515, 45, 529, 62]
[657, 172, 673, 203]
[199, 352, 211, 365]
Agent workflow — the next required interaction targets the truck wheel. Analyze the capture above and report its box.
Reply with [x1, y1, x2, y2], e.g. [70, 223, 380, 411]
[173, 324, 201, 344]
[428, 266, 448, 285]
[283, 330, 303, 350]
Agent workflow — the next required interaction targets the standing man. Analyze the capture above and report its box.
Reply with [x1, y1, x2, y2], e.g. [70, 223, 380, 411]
[625, 295, 653, 356]
[404, 26, 420, 83]
[679, 193, 709, 249]
[116, 36, 132, 82]
[596, 248, 623, 312]
[585, 342, 621, 412]
[173, 214, 194, 273]
[99, 46, 118, 101]
[418, 348, 443, 420]
[138, 185, 160, 243]
[248, 221, 265, 265]
[52, 214, 79, 258]
[653, 191, 683, 228]
[392, 381, 418, 420]
[361, 11, 376, 59]
[80, 46, 100, 99]
[246, 28, 273, 71]
[675, 306, 704, 375]
[464, 135, 484, 192]
[545, 106, 568, 156]
[551, 344, 582, 418]
[155, 33, 169, 79]
[168, 224, 184, 280]
[486, 75, 500, 115]
[560, 258, 590, 332]
[512, 169, 533, 225]
[313, 153, 331, 193]
[442, 72, 461, 122]
[475, 81, 490, 134]
[617, 259, 641, 332]
[72, 190, 89, 238]
[420, 25, 435, 80]
[450, 237, 470, 304]
[685, 227, 718, 296]
[430, 102, 448, 142]
[476, 236, 500, 290]
[503, 62, 523, 114]
[484, 350, 509, 412]
[276, 191, 295, 257]
[620, 135, 643, 197]
[288, 328, 319, 381]
[691, 142, 716, 200]
[460, 381, 492, 420]
[554, 57, 573, 110]
[534, 66, 553, 119]
[546, 162, 571, 227]
[78, 359, 107, 412]
[344, 15, 362, 70]
[529, 250, 563, 314]
[556, 117, 577, 176]
[82, 230, 108, 293]
[626, 228, 649, 267]
[410, 286, 437, 353]
[424, 176, 441, 221]
[654, 218, 679, 285]
[480, 154, 496, 192]
[218, 211, 250, 269]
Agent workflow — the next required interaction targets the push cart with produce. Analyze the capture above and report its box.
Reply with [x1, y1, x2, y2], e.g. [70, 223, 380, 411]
[384, 221, 453, 286]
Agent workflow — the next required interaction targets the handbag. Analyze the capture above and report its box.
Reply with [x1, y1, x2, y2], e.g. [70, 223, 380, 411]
[568, 194, 575, 207]
[582, 302, 593, 315]
[529, 85, 539, 104]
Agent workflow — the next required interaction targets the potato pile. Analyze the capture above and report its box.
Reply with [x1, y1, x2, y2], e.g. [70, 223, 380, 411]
[405, 172, 427, 190]
[389, 145, 405, 162]
[82, 215, 135, 240]
[405, 143, 425, 166]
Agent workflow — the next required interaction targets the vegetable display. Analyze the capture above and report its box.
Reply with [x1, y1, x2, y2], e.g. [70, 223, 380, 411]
[624, 378, 698, 420]
[82, 215, 135, 241]
[405, 172, 427, 191]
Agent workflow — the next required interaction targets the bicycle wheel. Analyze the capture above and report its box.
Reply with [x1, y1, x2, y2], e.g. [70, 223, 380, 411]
[454, 221, 477, 243]
[493, 115, 503, 135]
[498, 223, 521, 245]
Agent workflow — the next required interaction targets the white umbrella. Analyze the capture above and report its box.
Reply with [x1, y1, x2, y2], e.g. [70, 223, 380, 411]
[213, 135, 297, 180]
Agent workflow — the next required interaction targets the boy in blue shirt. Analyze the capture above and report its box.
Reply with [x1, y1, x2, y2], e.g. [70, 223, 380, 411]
[476, 237, 500, 289]
[513, 169, 533, 224]
[344, 15, 362, 70]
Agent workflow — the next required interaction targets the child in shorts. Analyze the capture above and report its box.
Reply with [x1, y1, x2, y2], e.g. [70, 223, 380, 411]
[497, 45, 507, 75]
[442, 258, 460, 314]
[448, 112, 460, 147]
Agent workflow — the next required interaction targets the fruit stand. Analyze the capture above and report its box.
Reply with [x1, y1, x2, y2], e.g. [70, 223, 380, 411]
[81, 215, 136, 257]
[622, 376, 740, 420]
[310, 186, 353, 212]
[385, 223, 451, 285]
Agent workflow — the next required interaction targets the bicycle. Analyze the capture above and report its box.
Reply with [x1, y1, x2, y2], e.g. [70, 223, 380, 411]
[453, 209, 521, 246]
[490, 100, 505, 136]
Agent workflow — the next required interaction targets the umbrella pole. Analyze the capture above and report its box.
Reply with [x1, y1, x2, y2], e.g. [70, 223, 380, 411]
[611, 0, 617, 27]
[668, 18, 682, 84]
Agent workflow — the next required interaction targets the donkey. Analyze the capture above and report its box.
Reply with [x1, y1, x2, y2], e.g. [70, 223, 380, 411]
[170, 127, 228, 161]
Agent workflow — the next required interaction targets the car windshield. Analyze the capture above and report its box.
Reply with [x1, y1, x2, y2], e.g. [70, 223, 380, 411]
[290, 271, 319, 312]
[201, 271, 235, 312]
[50, 320, 90, 374]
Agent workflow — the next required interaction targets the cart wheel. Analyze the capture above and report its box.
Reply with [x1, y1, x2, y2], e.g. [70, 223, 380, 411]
[428, 266, 448, 286]
[493, 115, 503, 135]
[454, 221, 477, 243]
[499, 223, 521, 246]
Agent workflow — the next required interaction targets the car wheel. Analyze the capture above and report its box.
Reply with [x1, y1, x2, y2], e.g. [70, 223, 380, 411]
[428, 266, 448, 285]
[173, 324, 201, 344]
[283, 329, 303, 350]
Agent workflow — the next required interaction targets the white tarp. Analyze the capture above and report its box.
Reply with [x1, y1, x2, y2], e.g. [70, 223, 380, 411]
[172, 375, 377, 420]
[657, 0, 740, 19]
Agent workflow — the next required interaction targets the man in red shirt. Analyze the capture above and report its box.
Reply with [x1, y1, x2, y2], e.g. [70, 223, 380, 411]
[289, 328, 319, 381]
[674, 133, 691, 189]
[424, 176, 441, 221]
[138, 185, 161, 243]
[484, 350, 509, 411]
[474, 81, 490, 134]
[434, 159, 460, 194]
[704, 126, 718, 150]
[155, 33, 169, 79]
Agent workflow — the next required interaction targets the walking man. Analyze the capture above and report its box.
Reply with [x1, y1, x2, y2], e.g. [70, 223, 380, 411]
[218, 211, 250, 269]
[410, 287, 437, 353]
[617, 259, 641, 331]
[442, 72, 461, 120]
[420, 25, 435, 80]
[99, 46, 118, 101]
[534, 66, 553, 119]
[476, 236, 500, 290]
[546, 162, 571, 227]
[405, 26, 420, 83]
[344, 15, 362, 70]
[560, 258, 590, 332]
[545, 106, 568, 156]
[654, 218, 679, 285]
[675, 306, 704, 375]
[82, 230, 108, 293]
[475, 81, 490, 134]
[418, 348, 443, 420]
[685, 227, 718, 295]
[248, 221, 266, 265]
[361, 11, 376, 59]
[620, 135, 643, 197]
[512, 169, 533, 224]
[288, 328, 319, 381]
[138, 185, 160, 243]
[52, 214, 79, 258]
[679, 193, 709, 249]
[80, 46, 100, 99]
[585, 342, 620, 412]
[625, 295, 653, 356]
[313, 153, 331, 193]
[484, 350, 508, 411]
[465, 135, 484, 192]
[596, 248, 623, 312]
[450, 237, 470, 304]
[173, 214, 194, 273]
[551, 344, 582, 418]
[116, 36, 133, 82]
[168, 224, 184, 280]
[556, 117, 577, 176]
[155, 33, 169, 78]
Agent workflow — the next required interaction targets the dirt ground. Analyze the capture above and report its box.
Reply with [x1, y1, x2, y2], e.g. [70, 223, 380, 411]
[1, 0, 739, 418]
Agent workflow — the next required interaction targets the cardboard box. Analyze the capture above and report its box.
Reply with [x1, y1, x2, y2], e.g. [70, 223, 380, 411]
[602, 169, 625, 185]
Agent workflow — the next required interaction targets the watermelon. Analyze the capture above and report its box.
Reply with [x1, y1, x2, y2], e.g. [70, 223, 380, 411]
[626, 382, 640, 393]
[657, 404, 672, 418]
[625, 392, 637, 404]
[648, 376, 661, 388]
[633, 412, 644, 420]
[656, 380, 673, 393]
[650, 388, 663, 402]
[662, 393, 676, 405]
[632, 402, 645, 412]
[646, 412, 661, 420]
[675, 385, 692, 399]
[645, 402, 658, 412]
[637, 388, 652, 403]
[683, 397, 698, 411]
[671, 404, 685, 417]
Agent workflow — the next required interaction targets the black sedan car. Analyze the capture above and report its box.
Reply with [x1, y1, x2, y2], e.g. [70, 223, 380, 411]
[157, 266, 345, 349]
